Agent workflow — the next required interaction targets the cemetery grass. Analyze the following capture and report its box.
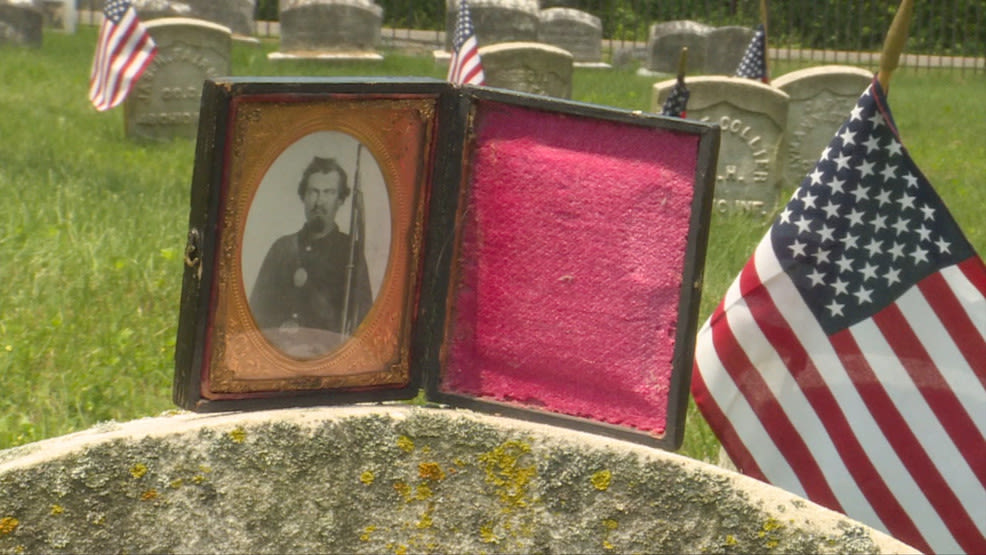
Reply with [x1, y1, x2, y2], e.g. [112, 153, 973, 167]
[1, 29, 984, 465]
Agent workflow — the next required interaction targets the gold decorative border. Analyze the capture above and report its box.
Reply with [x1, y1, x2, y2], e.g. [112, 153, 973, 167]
[205, 96, 436, 396]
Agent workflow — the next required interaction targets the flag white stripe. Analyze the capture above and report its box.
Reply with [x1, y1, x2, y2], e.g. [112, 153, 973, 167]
[105, 19, 150, 104]
[942, 264, 986, 341]
[694, 328, 807, 498]
[898, 283, 986, 437]
[755, 244, 956, 549]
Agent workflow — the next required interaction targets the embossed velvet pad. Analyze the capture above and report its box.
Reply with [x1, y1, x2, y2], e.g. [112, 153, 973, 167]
[444, 102, 701, 435]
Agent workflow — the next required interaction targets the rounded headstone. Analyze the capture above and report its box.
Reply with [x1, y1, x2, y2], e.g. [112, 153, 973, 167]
[646, 20, 712, 75]
[705, 25, 754, 75]
[124, 18, 232, 141]
[537, 7, 601, 64]
[0, 406, 918, 553]
[0, 2, 43, 47]
[480, 41, 574, 99]
[279, 0, 382, 53]
[653, 76, 790, 216]
[131, 0, 256, 37]
[444, 0, 539, 52]
[774, 65, 875, 186]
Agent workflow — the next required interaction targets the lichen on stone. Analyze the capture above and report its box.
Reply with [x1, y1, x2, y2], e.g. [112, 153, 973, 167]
[591, 469, 612, 491]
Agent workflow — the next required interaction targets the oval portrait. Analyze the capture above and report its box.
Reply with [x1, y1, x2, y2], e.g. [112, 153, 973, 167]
[241, 131, 391, 360]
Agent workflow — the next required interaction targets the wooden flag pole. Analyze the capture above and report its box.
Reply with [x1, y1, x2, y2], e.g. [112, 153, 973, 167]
[878, 0, 915, 92]
[677, 47, 688, 84]
[760, 0, 769, 36]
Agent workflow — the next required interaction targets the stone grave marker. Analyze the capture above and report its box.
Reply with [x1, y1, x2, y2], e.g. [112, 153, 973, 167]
[705, 25, 753, 75]
[646, 20, 710, 75]
[444, 0, 538, 52]
[479, 41, 573, 99]
[131, 0, 256, 38]
[0, 1, 42, 47]
[653, 76, 790, 216]
[124, 18, 232, 141]
[773, 65, 874, 186]
[537, 7, 603, 66]
[272, 0, 383, 60]
[39, 0, 75, 32]
[0, 406, 919, 553]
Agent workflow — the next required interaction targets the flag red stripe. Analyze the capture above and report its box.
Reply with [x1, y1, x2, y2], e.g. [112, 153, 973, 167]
[690, 361, 766, 481]
[872, 303, 986, 488]
[709, 265, 845, 511]
[957, 257, 986, 390]
[918, 269, 986, 390]
[831, 330, 986, 554]
[104, 23, 149, 106]
[738, 267, 927, 548]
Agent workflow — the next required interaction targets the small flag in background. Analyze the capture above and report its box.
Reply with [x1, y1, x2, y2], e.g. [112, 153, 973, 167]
[89, 0, 157, 111]
[735, 23, 769, 83]
[692, 76, 986, 554]
[660, 79, 690, 118]
[447, 0, 484, 86]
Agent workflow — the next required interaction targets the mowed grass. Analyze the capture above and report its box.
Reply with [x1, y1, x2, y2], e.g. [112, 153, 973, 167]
[1, 28, 984, 462]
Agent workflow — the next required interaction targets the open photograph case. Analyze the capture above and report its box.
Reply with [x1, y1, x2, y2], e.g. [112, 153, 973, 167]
[174, 77, 719, 450]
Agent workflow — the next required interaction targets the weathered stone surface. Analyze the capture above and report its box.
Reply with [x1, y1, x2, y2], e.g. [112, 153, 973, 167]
[646, 20, 711, 74]
[653, 76, 790, 216]
[705, 25, 753, 75]
[124, 18, 232, 141]
[774, 65, 874, 186]
[480, 41, 573, 99]
[537, 7, 601, 64]
[131, 0, 256, 37]
[279, 0, 382, 53]
[0, 407, 916, 554]
[0, 2, 42, 47]
[444, 0, 539, 51]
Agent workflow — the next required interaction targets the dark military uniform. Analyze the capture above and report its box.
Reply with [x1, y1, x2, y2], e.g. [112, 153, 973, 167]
[250, 222, 373, 339]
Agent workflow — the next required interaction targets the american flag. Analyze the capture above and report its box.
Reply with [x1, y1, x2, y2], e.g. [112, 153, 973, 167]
[660, 79, 689, 118]
[89, 0, 157, 111]
[447, 0, 485, 86]
[735, 23, 768, 83]
[692, 76, 986, 554]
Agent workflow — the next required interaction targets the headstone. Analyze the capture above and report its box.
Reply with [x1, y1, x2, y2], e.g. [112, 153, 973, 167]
[39, 0, 74, 32]
[653, 76, 790, 216]
[646, 20, 711, 75]
[0, 407, 919, 553]
[537, 7, 602, 65]
[131, 0, 256, 38]
[0, 1, 42, 47]
[479, 41, 573, 99]
[444, 0, 539, 52]
[124, 18, 232, 141]
[704, 25, 753, 75]
[275, 0, 382, 58]
[773, 65, 874, 186]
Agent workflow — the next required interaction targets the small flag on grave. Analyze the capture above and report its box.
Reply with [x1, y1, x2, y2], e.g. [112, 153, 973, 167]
[735, 23, 769, 83]
[89, 0, 157, 111]
[692, 74, 986, 554]
[447, 0, 485, 86]
[661, 47, 690, 118]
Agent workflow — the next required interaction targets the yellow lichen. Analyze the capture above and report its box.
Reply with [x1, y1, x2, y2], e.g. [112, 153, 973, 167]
[170, 478, 184, 489]
[416, 506, 434, 529]
[396, 435, 414, 453]
[762, 518, 783, 532]
[360, 470, 375, 485]
[415, 484, 433, 500]
[591, 469, 612, 491]
[603, 518, 618, 530]
[129, 463, 148, 479]
[192, 475, 206, 484]
[603, 540, 615, 550]
[418, 462, 445, 482]
[479, 522, 498, 544]
[49, 505, 64, 516]
[140, 489, 159, 501]
[724, 535, 738, 546]
[393, 543, 408, 555]
[228, 427, 247, 443]
[360, 525, 376, 542]
[0, 517, 19, 535]
[393, 481, 412, 502]
[478, 441, 535, 508]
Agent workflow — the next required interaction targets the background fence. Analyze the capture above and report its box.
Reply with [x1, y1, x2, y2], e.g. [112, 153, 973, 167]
[76, 0, 985, 72]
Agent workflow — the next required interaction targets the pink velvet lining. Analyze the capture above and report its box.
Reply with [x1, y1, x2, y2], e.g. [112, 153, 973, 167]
[444, 102, 700, 434]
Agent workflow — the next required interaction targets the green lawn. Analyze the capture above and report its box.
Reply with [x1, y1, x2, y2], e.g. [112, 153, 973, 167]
[1, 28, 983, 463]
